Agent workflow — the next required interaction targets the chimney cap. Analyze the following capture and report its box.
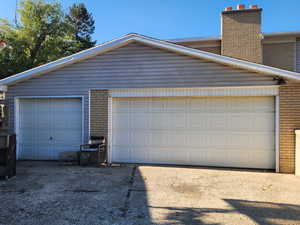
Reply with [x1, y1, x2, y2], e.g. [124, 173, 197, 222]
[224, 7, 233, 11]
[250, 5, 258, 9]
[237, 4, 245, 10]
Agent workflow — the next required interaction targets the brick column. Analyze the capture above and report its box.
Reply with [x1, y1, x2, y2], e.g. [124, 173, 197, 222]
[279, 85, 300, 173]
[89, 90, 108, 137]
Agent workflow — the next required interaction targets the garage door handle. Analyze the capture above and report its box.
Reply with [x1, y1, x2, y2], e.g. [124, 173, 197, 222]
[49, 137, 53, 140]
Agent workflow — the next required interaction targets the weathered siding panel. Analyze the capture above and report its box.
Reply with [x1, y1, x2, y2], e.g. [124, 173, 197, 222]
[6, 42, 277, 140]
[263, 42, 296, 72]
[177, 42, 221, 54]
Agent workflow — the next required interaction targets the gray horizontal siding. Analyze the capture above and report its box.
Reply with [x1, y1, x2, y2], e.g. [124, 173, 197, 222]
[297, 39, 300, 72]
[6, 42, 277, 140]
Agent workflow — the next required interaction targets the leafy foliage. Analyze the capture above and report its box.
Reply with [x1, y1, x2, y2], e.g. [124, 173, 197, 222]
[0, 0, 96, 78]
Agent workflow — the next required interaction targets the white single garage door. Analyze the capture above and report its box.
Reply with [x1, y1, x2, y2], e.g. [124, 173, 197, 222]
[112, 96, 275, 169]
[18, 98, 82, 160]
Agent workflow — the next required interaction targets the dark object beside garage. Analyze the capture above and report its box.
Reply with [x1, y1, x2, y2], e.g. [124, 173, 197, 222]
[79, 136, 107, 166]
[0, 133, 16, 179]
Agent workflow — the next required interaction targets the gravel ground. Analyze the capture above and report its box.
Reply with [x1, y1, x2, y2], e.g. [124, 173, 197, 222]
[0, 162, 300, 225]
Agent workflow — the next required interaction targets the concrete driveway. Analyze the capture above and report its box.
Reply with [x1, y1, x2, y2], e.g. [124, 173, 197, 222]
[0, 162, 300, 225]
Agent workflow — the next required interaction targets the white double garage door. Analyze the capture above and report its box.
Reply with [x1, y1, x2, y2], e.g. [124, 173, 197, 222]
[18, 96, 275, 169]
[112, 96, 275, 169]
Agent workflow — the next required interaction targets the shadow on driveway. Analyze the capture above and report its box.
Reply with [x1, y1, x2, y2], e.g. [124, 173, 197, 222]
[1, 162, 300, 225]
[149, 201, 300, 225]
[225, 199, 300, 225]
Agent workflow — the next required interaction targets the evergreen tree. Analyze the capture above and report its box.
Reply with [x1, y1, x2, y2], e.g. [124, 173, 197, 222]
[66, 3, 96, 53]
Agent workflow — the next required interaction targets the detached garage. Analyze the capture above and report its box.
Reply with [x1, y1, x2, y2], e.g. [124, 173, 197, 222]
[0, 34, 300, 173]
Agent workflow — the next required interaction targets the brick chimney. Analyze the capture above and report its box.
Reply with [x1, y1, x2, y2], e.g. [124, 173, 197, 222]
[221, 4, 262, 64]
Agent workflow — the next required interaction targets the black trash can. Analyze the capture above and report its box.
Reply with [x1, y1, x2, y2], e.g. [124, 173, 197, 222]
[0, 133, 16, 179]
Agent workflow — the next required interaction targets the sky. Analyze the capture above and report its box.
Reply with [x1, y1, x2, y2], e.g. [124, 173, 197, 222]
[1, 0, 300, 44]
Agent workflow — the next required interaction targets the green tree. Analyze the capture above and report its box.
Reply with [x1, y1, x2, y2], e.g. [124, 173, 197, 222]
[0, 0, 96, 78]
[66, 3, 96, 54]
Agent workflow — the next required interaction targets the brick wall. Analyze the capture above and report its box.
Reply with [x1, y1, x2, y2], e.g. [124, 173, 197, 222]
[90, 90, 108, 137]
[221, 9, 262, 63]
[263, 42, 296, 72]
[279, 85, 300, 173]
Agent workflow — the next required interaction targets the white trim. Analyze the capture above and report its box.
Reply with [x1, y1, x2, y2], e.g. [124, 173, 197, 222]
[14, 96, 85, 160]
[88, 91, 91, 138]
[14, 98, 20, 159]
[296, 40, 299, 72]
[295, 130, 300, 175]
[1, 33, 300, 86]
[275, 95, 280, 173]
[109, 86, 279, 98]
[107, 96, 113, 164]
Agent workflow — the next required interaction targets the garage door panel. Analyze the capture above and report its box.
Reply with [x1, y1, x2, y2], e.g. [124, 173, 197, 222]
[113, 113, 129, 129]
[150, 99, 165, 112]
[149, 113, 169, 129]
[189, 98, 231, 113]
[131, 100, 149, 112]
[113, 131, 130, 145]
[112, 97, 275, 169]
[130, 113, 148, 129]
[166, 133, 187, 146]
[167, 113, 186, 129]
[230, 113, 274, 131]
[54, 130, 82, 141]
[113, 99, 129, 110]
[188, 113, 227, 130]
[130, 132, 150, 146]
[165, 100, 186, 112]
[130, 148, 149, 162]
[150, 132, 169, 146]
[53, 121, 81, 130]
[112, 146, 131, 162]
[147, 148, 171, 163]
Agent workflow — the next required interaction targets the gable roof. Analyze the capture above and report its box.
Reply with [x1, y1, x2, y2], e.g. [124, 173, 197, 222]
[1, 33, 300, 90]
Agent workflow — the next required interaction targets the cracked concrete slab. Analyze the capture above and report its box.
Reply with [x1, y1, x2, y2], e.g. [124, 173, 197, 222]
[129, 166, 300, 225]
[1, 162, 300, 225]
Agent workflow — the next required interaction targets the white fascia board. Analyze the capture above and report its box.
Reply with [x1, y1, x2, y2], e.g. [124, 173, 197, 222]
[1, 33, 300, 86]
